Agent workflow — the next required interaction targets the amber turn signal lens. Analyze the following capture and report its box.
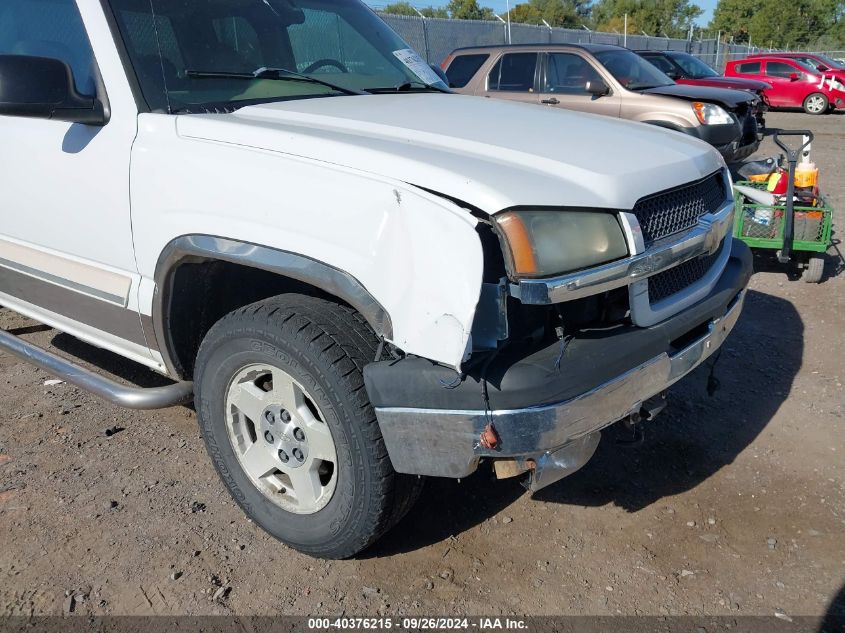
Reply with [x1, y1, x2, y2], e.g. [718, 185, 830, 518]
[692, 101, 707, 125]
[495, 211, 539, 276]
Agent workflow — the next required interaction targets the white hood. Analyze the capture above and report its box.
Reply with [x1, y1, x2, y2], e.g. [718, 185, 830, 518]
[176, 93, 725, 214]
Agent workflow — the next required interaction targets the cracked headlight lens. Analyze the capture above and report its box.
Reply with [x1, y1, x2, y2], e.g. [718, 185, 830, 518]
[494, 209, 628, 278]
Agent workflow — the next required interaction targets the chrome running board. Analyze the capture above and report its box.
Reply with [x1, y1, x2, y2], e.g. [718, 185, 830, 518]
[0, 328, 193, 409]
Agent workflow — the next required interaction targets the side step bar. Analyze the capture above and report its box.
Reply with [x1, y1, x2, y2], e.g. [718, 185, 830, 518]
[0, 328, 193, 410]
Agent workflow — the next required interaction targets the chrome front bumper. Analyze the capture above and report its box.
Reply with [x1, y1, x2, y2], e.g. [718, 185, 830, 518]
[374, 288, 746, 480]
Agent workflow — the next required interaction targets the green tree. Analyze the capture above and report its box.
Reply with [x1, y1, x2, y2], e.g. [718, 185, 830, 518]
[809, 19, 845, 49]
[509, 3, 537, 23]
[508, 0, 590, 27]
[592, 0, 702, 38]
[594, 13, 641, 32]
[447, 0, 496, 20]
[747, 0, 810, 47]
[383, 1, 419, 15]
[709, 0, 844, 47]
[709, 0, 758, 43]
[420, 5, 450, 17]
[383, 1, 449, 17]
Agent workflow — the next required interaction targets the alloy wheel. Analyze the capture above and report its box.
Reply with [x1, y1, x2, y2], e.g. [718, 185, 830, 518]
[805, 94, 827, 114]
[225, 364, 338, 514]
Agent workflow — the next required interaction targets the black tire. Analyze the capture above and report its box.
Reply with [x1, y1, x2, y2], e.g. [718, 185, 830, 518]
[803, 256, 825, 283]
[803, 92, 829, 115]
[194, 294, 423, 559]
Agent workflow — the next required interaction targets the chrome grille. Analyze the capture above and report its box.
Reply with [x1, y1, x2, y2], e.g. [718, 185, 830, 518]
[648, 243, 723, 304]
[633, 171, 727, 245]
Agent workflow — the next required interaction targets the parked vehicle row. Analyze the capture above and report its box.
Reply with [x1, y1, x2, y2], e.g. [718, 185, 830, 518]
[443, 43, 843, 165]
[638, 51, 845, 115]
[2, 0, 752, 559]
[637, 50, 845, 114]
[747, 52, 845, 81]
[443, 44, 763, 163]
[635, 50, 771, 97]
[725, 56, 845, 114]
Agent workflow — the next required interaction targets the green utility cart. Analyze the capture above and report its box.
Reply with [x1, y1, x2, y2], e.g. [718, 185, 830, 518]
[732, 130, 834, 283]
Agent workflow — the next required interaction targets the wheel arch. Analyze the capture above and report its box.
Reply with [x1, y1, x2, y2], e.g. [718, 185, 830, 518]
[152, 235, 393, 380]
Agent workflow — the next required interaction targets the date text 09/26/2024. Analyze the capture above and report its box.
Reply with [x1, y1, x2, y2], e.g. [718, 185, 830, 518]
[307, 618, 528, 630]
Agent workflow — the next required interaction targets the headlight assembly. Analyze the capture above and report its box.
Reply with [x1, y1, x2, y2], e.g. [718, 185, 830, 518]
[494, 209, 629, 278]
[692, 101, 734, 125]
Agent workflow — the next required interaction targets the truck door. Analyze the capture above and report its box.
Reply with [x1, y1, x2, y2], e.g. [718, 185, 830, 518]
[0, 0, 150, 364]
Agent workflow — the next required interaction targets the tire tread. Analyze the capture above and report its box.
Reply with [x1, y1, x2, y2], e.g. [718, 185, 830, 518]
[195, 293, 423, 558]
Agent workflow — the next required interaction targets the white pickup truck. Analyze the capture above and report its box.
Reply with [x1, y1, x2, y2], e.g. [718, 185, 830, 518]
[0, 0, 751, 558]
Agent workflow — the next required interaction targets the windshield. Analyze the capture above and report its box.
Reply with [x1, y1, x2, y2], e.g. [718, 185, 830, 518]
[806, 54, 845, 70]
[595, 49, 675, 90]
[107, 0, 447, 113]
[671, 53, 719, 78]
[792, 58, 823, 75]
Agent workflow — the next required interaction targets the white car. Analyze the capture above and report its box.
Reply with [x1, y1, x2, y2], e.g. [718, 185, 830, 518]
[0, 0, 751, 558]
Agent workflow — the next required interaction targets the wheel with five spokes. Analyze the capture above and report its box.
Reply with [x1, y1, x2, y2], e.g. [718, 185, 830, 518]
[194, 294, 422, 559]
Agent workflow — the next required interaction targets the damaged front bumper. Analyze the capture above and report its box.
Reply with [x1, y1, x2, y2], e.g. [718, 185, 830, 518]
[365, 240, 752, 490]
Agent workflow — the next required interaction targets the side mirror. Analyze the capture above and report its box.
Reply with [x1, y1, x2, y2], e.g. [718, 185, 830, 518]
[789, 72, 800, 81]
[0, 55, 106, 125]
[817, 64, 829, 72]
[665, 70, 681, 80]
[586, 79, 610, 97]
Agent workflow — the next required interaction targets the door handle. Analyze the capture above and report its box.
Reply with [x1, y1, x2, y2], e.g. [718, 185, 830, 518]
[541, 97, 560, 104]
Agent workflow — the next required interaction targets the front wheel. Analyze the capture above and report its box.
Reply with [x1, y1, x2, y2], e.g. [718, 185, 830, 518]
[803, 92, 829, 115]
[194, 294, 422, 559]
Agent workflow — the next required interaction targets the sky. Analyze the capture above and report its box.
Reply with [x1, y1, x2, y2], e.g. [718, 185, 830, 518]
[694, 0, 717, 26]
[370, 0, 719, 28]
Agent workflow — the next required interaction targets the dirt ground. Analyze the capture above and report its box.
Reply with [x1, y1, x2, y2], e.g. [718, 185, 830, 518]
[0, 111, 843, 620]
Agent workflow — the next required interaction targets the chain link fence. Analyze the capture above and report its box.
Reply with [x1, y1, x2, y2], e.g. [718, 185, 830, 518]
[377, 12, 841, 71]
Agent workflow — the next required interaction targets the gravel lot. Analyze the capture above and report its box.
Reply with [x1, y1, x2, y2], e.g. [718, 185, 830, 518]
[0, 111, 843, 620]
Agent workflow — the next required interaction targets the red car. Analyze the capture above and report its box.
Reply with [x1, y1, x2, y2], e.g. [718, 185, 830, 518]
[725, 56, 845, 114]
[746, 52, 845, 82]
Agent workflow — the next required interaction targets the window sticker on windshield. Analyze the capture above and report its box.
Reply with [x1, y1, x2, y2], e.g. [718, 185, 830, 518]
[393, 48, 442, 85]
